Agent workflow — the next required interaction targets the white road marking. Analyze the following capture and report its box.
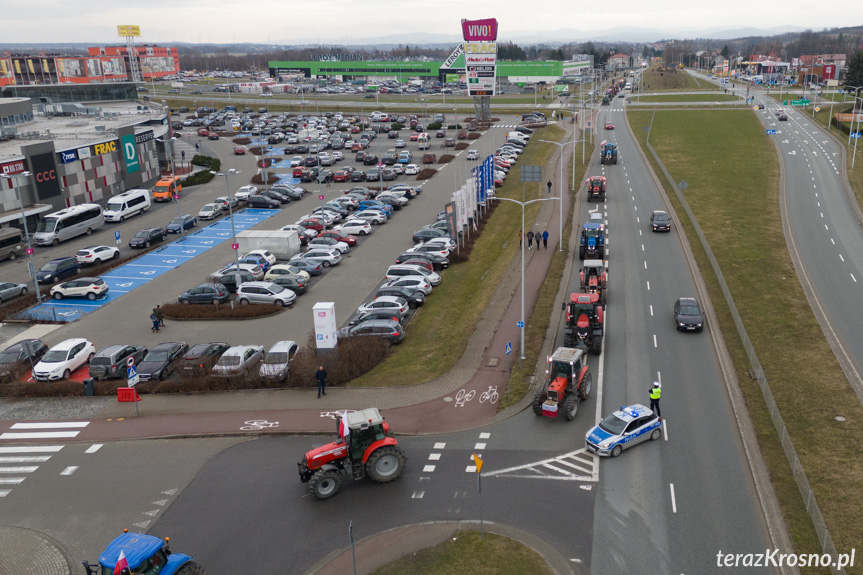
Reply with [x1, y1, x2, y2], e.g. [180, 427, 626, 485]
[423, 465, 436, 472]
[0, 432, 82, 440]
[670, 483, 678, 513]
[479, 432, 490, 439]
[466, 465, 477, 472]
[664, 419, 669, 441]
[650, 305, 654, 316]
[0, 490, 10, 498]
[412, 491, 425, 499]
[653, 334, 658, 348]
[10, 422, 89, 429]
[644, 261, 647, 269]
[0, 466, 39, 473]
[60, 466, 78, 476]
[646, 281, 651, 291]
[0, 446, 63, 454]
[85, 444, 103, 454]
[474, 443, 487, 450]
[839, 254, 844, 262]
[641, 244, 645, 251]
[0, 478, 26, 484]
[831, 238, 835, 245]
[428, 453, 441, 461]
[852, 274, 858, 283]
[0, 456, 51, 463]
[636, 217, 640, 223]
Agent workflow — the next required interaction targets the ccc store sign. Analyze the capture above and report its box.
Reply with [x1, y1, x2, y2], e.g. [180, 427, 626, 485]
[36, 169, 56, 183]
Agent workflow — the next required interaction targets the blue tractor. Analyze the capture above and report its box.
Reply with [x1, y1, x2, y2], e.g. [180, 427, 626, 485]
[83, 531, 204, 575]
[600, 141, 618, 165]
[579, 223, 605, 260]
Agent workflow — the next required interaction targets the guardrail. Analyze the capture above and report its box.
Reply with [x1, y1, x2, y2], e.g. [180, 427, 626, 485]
[645, 137, 843, 573]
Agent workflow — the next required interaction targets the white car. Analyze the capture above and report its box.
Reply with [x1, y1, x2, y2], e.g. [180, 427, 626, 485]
[408, 242, 450, 258]
[385, 264, 442, 286]
[404, 164, 419, 175]
[331, 151, 345, 161]
[290, 156, 304, 167]
[50, 277, 109, 300]
[335, 220, 372, 236]
[376, 193, 409, 206]
[214, 262, 265, 280]
[243, 249, 277, 267]
[212, 345, 265, 377]
[32, 338, 96, 381]
[353, 210, 387, 225]
[357, 296, 409, 316]
[395, 140, 406, 148]
[308, 237, 349, 254]
[331, 196, 359, 210]
[198, 203, 223, 220]
[75, 245, 119, 266]
[235, 185, 259, 201]
[423, 237, 457, 252]
[466, 150, 479, 160]
[291, 247, 342, 267]
[280, 224, 318, 238]
[265, 263, 311, 282]
[386, 276, 433, 295]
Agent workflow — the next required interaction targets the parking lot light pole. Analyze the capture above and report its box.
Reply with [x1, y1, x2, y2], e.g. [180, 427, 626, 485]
[537, 139, 580, 251]
[211, 169, 242, 270]
[490, 195, 560, 360]
[156, 136, 185, 240]
[0, 171, 42, 304]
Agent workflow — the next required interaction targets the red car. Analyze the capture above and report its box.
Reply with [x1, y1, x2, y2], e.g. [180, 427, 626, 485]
[399, 258, 433, 271]
[293, 166, 305, 178]
[319, 230, 358, 246]
[409, 133, 419, 141]
[350, 125, 361, 133]
[233, 147, 246, 155]
[333, 170, 350, 182]
[197, 128, 210, 137]
[297, 219, 324, 232]
[604, 122, 615, 130]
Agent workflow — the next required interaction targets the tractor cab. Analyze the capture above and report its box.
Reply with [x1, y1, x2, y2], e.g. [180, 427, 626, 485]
[534, 346, 592, 420]
[600, 142, 618, 165]
[565, 293, 603, 351]
[580, 223, 605, 259]
[82, 531, 200, 575]
[580, 259, 606, 298]
[587, 177, 606, 194]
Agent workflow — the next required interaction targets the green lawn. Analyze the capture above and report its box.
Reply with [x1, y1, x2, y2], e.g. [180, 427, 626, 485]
[635, 93, 741, 103]
[349, 125, 565, 388]
[369, 530, 554, 575]
[629, 108, 863, 573]
[641, 68, 707, 91]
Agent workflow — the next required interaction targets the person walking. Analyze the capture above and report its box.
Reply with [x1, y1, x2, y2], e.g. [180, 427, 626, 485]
[195, 142, 200, 153]
[526, 229, 534, 250]
[316, 365, 327, 398]
[542, 229, 549, 249]
[649, 382, 662, 418]
[518, 228, 523, 248]
[152, 305, 165, 328]
[149, 313, 160, 333]
[547, 180, 553, 195]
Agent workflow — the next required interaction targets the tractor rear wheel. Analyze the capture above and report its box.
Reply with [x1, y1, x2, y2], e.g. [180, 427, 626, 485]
[589, 337, 602, 356]
[578, 246, 585, 260]
[563, 332, 572, 347]
[309, 470, 341, 500]
[366, 446, 406, 483]
[531, 390, 546, 416]
[175, 562, 206, 575]
[562, 394, 579, 421]
[579, 370, 593, 400]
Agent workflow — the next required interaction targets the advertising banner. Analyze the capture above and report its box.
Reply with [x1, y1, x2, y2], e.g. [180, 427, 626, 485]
[58, 150, 77, 164]
[134, 130, 154, 145]
[313, 302, 338, 349]
[443, 44, 464, 69]
[121, 134, 140, 174]
[30, 152, 61, 200]
[465, 41, 497, 96]
[117, 25, 141, 37]
[835, 113, 863, 123]
[77, 146, 92, 160]
[445, 202, 458, 239]
[462, 18, 498, 41]
[1, 160, 26, 176]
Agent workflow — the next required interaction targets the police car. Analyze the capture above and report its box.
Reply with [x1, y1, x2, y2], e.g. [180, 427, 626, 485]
[585, 404, 662, 457]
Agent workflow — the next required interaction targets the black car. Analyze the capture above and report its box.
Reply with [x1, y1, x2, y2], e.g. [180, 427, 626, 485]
[179, 282, 231, 305]
[376, 196, 402, 211]
[177, 342, 231, 377]
[0, 339, 47, 381]
[381, 169, 397, 181]
[412, 228, 449, 243]
[382, 153, 398, 165]
[295, 144, 309, 154]
[396, 251, 450, 271]
[650, 211, 671, 232]
[246, 195, 280, 209]
[269, 274, 308, 295]
[36, 257, 81, 284]
[349, 308, 405, 326]
[363, 154, 379, 166]
[304, 155, 319, 167]
[674, 297, 705, 332]
[137, 342, 189, 382]
[216, 271, 256, 294]
[778, 113, 788, 121]
[351, 170, 366, 182]
[344, 319, 404, 344]
[130, 227, 166, 249]
[317, 170, 335, 183]
[376, 285, 424, 309]
[262, 190, 291, 204]
[271, 185, 304, 200]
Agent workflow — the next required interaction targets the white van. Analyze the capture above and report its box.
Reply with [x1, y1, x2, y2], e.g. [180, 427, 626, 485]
[34, 204, 104, 246]
[103, 189, 151, 222]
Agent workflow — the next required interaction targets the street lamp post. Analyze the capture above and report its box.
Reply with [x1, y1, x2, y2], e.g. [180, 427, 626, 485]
[0, 171, 42, 304]
[156, 136, 185, 240]
[537, 139, 581, 251]
[211, 169, 242, 270]
[490, 195, 559, 360]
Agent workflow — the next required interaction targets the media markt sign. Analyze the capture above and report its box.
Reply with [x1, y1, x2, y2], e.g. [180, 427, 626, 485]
[462, 18, 498, 98]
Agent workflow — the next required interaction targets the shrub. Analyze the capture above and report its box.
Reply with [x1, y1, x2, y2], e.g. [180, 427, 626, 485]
[438, 154, 455, 164]
[391, 123, 404, 130]
[251, 173, 280, 185]
[183, 170, 215, 187]
[160, 301, 285, 320]
[455, 142, 469, 150]
[287, 333, 390, 387]
[427, 122, 442, 130]
[232, 137, 252, 145]
[416, 168, 437, 179]
[191, 155, 220, 171]
[468, 133, 482, 140]
[446, 124, 463, 130]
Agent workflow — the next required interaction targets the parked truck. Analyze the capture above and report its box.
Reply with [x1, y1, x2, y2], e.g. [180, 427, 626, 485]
[236, 230, 301, 261]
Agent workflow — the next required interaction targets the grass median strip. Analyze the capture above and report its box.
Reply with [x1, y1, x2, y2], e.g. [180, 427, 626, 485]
[349, 125, 565, 388]
[629, 108, 863, 568]
[635, 93, 741, 103]
[641, 68, 706, 91]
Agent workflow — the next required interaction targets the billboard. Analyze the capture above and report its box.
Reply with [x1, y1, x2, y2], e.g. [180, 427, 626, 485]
[465, 42, 497, 97]
[30, 152, 61, 200]
[121, 134, 140, 174]
[462, 18, 498, 41]
[313, 302, 338, 349]
[117, 25, 141, 37]
[1, 160, 26, 176]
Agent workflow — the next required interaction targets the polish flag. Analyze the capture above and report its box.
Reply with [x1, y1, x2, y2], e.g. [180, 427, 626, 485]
[338, 410, 350, 438]
[113, 550, 129, 575]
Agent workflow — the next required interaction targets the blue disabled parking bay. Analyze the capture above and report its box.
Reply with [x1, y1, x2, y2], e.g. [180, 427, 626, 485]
[18, 208, 280, 323]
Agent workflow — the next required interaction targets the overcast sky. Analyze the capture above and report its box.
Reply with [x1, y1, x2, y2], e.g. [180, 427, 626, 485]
[2, 0, 859, 44]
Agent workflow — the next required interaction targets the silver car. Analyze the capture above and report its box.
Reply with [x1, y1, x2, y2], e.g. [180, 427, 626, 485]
[259, 340, 300, 382]
[0, 282, 28, 303]
[212, 345, 265, 377]
[292, 247, 341, 267]
[235, 281, 297, 307]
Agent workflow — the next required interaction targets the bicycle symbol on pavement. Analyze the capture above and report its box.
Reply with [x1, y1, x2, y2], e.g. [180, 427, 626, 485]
[240, 420, 280, 431]
[479, 386, 500, 404]
[455, 388, 476, 407]
[320, 410, 356, 420]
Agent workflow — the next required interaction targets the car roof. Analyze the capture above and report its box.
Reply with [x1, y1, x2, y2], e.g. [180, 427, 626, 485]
[186, 342, 227, 355]
[151, 342, 184, 351]
[268, 340, 297, 353]
[239, 281, 280, 289]
[352, 319, 401, 330]
[373, 295, 407, 304]
[611, 404, 652, 422]
[51, 338, 89, 350]
[94, 345, 126, 356]
[678, 297, 699, 306]
[223, 344, 262, 356]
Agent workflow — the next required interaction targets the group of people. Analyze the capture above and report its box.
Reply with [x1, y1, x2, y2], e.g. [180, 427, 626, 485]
[519, 228, 550, 250]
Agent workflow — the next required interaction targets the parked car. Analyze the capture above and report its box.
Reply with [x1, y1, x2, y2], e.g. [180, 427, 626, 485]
[261, 190, 291, 204]
[259, 340, 300, 382]
[349, 308, 405, 326]
[75, 245, 120, 266]
[88, 344, 148, 380]
[0, 281, 28, 303]
[36, 257, 81, 284]
[412, 228, 449, 243]
[308, 237, 349, 254]
[32, 338, 95, 381]
[268, 274, 308, 294]
[265, 263, 310, 282]
[287, 258, 324, 276]
[234, 185, 259, 202]
[166, 214, 197, 234]
[235, 281, 297, 307]
[342, 319, 405, 344]
[215, 271, 256, 294]
[0, 339, 47, 381]
[335, 220, 372, 236]
[179, 282, 231, 305]
[318, 230, 357, 246]
[129, 227, 166, 249]
[386, 276, 433, 296]
[136, 342, 189, 382]
[198, 203, 223, 220]
[215, 196, 240, 211]
[212, 345, 265, 377]
[50, 277, 109, 300]
[177, 342, 231, 377]
[247, 195, 280, 209]
[293, 247, 342, 267]
[422, 153, 437, 164]
[395, 251, 450, 271]
[357, 295, 409, 316]
[376, 285, 425, 309]
[215, 262, 265, 280]
[466, 150, 479, 160]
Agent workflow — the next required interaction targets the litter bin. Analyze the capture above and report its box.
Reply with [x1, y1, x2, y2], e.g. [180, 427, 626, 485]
[83, 378, 94, 397]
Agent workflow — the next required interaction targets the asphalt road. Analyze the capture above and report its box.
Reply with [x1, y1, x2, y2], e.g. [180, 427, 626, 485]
[5, 126, 509, 353]
[586, 103, 776, 573]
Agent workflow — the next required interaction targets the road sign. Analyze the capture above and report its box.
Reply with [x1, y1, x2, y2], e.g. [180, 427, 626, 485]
[852, 133, 862, 139]
[786, 99, 810, 106]
[126, 356, 136, 368]
[25, 247, 34, 255]
[517, 321, 524, 328]
[173, 194, 179, 200]
[505, 342, 512, 356]
[472, 453, 484, 474]
[766, 129, 777, 135]
[231, 242, 239, 250]
[318, 194, 325, 200]
[127, 365, 140, 387]
[815, 107, 821, 112]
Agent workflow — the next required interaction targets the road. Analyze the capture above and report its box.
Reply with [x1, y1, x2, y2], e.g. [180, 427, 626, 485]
[586, 100, 776, 573]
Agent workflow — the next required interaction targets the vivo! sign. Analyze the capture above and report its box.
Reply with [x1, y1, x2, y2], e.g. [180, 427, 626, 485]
[461, 18, 498, 42]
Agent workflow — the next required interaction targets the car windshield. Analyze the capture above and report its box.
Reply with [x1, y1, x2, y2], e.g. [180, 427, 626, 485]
[41, 262, 60, 271]
[679, 305, 701, 315]
[144, 351, 169, 362]
[41, 350, 69, 363]
[264, 352, 288, 364]
[654, 213, 669, 221]
[170, 218, 184, 225]
[0, 351, 20, 363]
[134, 230, 150, 238]
[598, 414, 628, 435]
[35, 218, 59, 234]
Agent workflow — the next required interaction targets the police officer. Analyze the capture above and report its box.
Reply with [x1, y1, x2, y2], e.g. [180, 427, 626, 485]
[649, 382, 661, 418]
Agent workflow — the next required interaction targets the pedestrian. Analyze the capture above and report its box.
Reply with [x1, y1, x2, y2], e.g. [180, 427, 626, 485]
[149, 313, 160, 333]
[181, 150, 186, 162]
[316, 365, 327, 398]
[195, 142, 200, 152]
[526, 229, 534, 249]
[649, 382, 662, 419]
[152, 305, 165, 328]
[518, 228, 523, 248]
[542, 229, 549, 249]
[547, 180, 553, 195]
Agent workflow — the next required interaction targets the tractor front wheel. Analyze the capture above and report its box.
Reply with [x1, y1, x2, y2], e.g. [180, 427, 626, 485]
[531, 390, 546, 416]
[579, 370, 593, 401]
[366, 446, 406, 483]
[175, 562, 206, 575]
[589, 337, 602, 356]
[309, 470, 341, 500]
[562, 394, 579, 421]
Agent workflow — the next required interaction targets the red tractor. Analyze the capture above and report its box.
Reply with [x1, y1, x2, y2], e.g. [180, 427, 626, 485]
[580, 259, 607, 304]
[298, 408, 407, 500]
[562, 293, 604, 355]
[586, 176, 606, 202]
[532, 347, 592, 420]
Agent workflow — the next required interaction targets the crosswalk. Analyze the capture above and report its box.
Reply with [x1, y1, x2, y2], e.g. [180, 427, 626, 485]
[0, 444, 64, 498]
[0, 421, 90, 440]
[483, 447, 599, 482]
